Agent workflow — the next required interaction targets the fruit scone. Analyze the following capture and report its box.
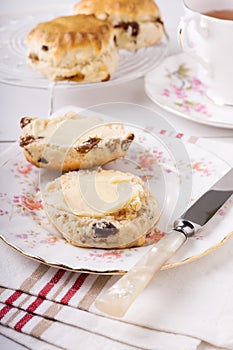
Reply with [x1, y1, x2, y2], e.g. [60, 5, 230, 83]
[74, 0, 164, 50]
[19, 112, 134, 171]
[42, 168, 160, 248]
[26, 14, 119, 82]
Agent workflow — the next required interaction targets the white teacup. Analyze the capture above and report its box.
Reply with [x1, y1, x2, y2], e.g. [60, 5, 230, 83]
[178, 0, 233, 106]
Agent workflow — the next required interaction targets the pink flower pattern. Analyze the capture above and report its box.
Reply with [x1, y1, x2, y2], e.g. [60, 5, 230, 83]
[138, 152, 157, 171]
[16, 163, 33, 175]
[192, 161, 211, 176]
[21, 196, 43, 211]
[162, 64, 212, 117]
[161, 88, 170, 97]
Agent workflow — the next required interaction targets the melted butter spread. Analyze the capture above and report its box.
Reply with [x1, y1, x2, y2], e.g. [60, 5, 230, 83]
[23, 113, 124, 146]
[61, 170, 143, 217]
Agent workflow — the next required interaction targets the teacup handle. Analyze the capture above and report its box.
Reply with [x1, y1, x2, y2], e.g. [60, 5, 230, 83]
[178, 14, 212, 76]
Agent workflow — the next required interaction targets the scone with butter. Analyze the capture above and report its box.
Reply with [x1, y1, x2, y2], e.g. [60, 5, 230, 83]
[19, 112, 134, 171]
[42, 168, 160, 248]
[26, 14, 119, 82]
[74, 0, 164, 50]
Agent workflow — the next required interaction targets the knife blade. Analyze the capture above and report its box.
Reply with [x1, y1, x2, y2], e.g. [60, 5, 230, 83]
[95, 168, 233, 317]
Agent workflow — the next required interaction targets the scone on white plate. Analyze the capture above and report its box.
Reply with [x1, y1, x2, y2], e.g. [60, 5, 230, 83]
[42, 168, 160, 249]
[19, 112, 134, 171]
[26, 14, 119, 82]
[74, 0, 164, 50]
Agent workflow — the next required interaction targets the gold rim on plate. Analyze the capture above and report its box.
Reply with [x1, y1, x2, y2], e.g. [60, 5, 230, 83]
[1, 231, 233, 274]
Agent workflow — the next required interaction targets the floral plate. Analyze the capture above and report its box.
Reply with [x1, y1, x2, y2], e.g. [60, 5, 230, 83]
[144, 53, 233, 129]
[0, 104, 232, 274]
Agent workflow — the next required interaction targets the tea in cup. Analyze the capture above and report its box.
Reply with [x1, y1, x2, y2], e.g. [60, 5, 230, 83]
[178, 0, 233, 106]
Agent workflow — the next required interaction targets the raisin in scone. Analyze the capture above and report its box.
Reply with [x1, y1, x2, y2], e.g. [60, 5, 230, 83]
[19, 112, 134, 171]
[74, 0, 164, 50]
[26, 14, 119, 82]
[42, 168, 160, 248]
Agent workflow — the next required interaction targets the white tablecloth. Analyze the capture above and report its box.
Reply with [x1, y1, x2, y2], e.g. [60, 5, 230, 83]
[0, 1, 233, 349]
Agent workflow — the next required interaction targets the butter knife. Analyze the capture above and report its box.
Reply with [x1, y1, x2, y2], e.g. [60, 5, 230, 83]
[95, 168, 233, 317]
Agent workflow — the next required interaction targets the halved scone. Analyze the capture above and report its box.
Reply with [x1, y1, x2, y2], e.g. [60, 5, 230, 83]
[19, 112, 134, 171]
[74, 0, 164, 50]
[26, 14, 119, 82]
[42, 168, 160, 248]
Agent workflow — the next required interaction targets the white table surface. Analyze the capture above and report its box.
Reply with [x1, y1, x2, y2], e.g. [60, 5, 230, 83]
[0, 0, 232, 349]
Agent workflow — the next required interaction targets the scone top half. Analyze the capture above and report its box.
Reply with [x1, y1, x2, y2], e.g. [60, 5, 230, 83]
[19, 112, 135, 171]
[74, 0, 164, 50]
[26, 14, 119, 82]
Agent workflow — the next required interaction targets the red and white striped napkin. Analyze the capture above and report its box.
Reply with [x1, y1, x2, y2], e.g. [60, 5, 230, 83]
[1, 235, 233, 350]
[0, 240, 201, 350]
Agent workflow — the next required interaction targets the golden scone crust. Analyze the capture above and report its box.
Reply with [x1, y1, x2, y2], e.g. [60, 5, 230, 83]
[74, 0, 161, 23]
[74, 0, 164, 50]
[26, 14, 114, 53]
[26, 15, 119, 82]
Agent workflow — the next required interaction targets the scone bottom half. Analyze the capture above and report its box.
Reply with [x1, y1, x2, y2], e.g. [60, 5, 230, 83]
[19, 113, 135, 171]
[73, 0, 165, 50]
[42, 168, 160, 249]
[26, 14, 119, 82]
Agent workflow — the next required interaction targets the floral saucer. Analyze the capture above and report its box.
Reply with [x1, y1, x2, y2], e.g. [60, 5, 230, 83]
[145, 53, 233, 129]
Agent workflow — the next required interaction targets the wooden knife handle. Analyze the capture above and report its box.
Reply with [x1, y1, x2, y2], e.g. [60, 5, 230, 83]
[95, 230, 187, 317]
